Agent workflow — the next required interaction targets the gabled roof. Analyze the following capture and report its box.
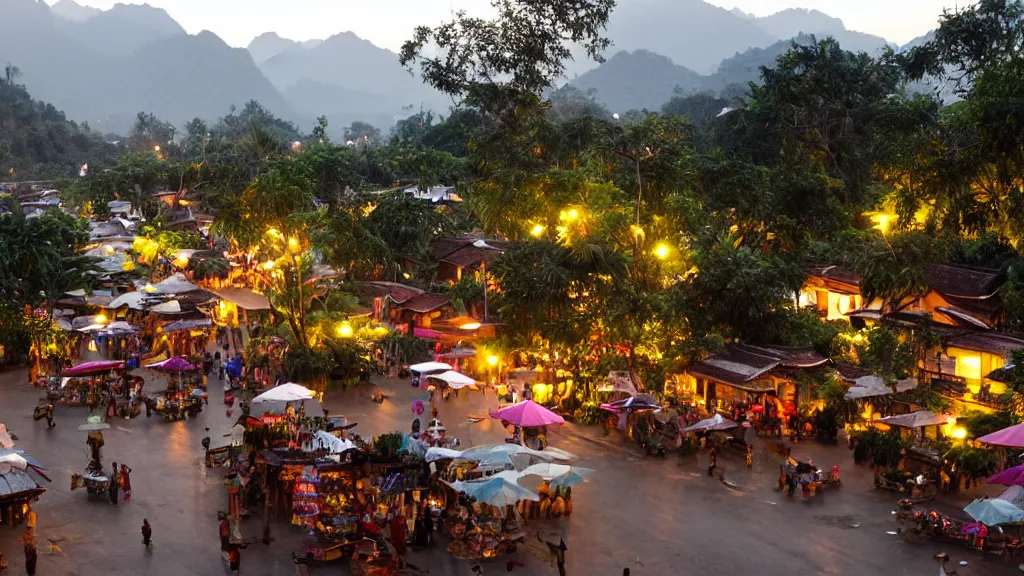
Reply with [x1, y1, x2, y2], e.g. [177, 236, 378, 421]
[806, 264, 861, 292]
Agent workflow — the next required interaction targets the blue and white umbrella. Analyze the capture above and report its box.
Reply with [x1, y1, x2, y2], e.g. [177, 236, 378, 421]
[964, 498, 1024, 525]
[445, 477, 540, 507]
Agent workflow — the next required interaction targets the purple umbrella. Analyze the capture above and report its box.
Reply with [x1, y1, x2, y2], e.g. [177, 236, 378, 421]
[988, 464, 1024, 486]
[145, 356, 199, 372]
[978, 423, 1024, 448]
[62, 360, 125, 376]
[489, 400, 565, 427]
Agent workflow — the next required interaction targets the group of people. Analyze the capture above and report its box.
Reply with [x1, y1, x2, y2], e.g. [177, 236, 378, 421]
[107, 462, 133, 504]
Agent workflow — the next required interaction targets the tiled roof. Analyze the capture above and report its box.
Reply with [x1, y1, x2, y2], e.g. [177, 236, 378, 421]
[685, 344, 828, 390]
[357, 282, 424, 305]
[924, 263, 1000, 299]
[946, 331, 1024, 357]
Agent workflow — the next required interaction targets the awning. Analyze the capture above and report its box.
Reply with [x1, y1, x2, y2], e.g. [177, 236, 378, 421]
[152, 274, 199, 294]
[426, 371, 477, 389]
[878, 410, 954, 429]
[211, 287, 272, 310]
[105, 292, 147, 310]
[149, 300, 182, 314]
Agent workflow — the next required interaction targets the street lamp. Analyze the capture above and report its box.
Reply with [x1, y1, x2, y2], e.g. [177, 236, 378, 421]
[654, 243, 670, 260]
[487, 355, 499, 367]
[337, 323, 354, 338]
[530, 224, 545, 238]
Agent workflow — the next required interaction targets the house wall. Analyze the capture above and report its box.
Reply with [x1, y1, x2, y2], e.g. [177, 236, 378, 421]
[798, 287, 862, 321]
[943, 346, 1008, 395]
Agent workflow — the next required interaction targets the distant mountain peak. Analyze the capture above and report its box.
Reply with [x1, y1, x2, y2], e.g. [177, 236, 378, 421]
[247, 31, 322, 64]
[730, 7, 754, 20]
[50, 0, 101, 22]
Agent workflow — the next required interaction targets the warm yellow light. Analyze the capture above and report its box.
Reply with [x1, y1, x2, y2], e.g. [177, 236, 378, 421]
[951, 427, 967, 440]
[630, 225, 645, 239]
[143, 283, 156, 293]
[487, 355, 499, 367]
[153, 145, 160, 152]
[103, 245, 115, 255]
[530, 224, 545, 237]
[567, 208, 579, 221]
[402, 272, 411, 280]
[266, 227, 280, 238]
[337, 323, 354, 338]
[654, 243, 670, 260]
[872, 213, 894, 234]
[94, 313, 107, 324]
[174, 254, 190, 268]
[460, 322, 482, 331]
[287, 237, 301, 252]
[262, 260, 276, 270]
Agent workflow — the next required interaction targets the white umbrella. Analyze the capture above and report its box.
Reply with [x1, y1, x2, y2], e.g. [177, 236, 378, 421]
[426, 447, 462, 462]
[519, 463, 595, 481]
[683, 413, 737, 432]
[409, 362, 452, 373]
[427, 371, 477, 389]
[878, 411, 954, 429]
[312, 431, 355, 454]
[253, 383, 314, 402]
[106, 292, 147, 310]
[77, 422, 111, 431]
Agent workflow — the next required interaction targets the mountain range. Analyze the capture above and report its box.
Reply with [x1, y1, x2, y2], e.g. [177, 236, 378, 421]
[3, 0, 935, 136]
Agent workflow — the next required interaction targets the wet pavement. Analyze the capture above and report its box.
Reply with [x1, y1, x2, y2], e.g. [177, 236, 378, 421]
[1, 364, 1021, 575]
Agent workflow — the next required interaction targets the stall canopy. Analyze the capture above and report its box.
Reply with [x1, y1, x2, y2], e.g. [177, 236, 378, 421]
[877, 411, 954, 429]
[426, 371, 476, 389]
[105, 291, 148, 310]
[311, 431, 355, 454]
[425, 447, 463, 462]
[252, 384, 324, 417]
[844, 376, 918, 400]
[254, 383, 314, 402]
[978, 423, 1024, 448]
[153, 274, 199, 294]
[145, 357, 200, 372]
[0, 469, 44, 500]
[149, 300, 182, 314]
[518, 463, 594, 484]
[683, 413, 738, 432]
[62, 360, 125, 376]
[162, 318, 213, 332]
[988, 463, 1024, 486]
[489, 400, 565, 427]
[445, 477, 540, 507]
[409, 362, 452, 373]
[964, 498, 1024, 525]
[211, 287, 272, 311]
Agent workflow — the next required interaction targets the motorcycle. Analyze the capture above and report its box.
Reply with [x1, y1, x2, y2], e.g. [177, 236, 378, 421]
[876, 472, 938, 503]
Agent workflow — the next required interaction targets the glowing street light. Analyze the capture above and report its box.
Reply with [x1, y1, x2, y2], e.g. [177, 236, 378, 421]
[153, 145, 160, 152]
[487, 355, 499, 367]
[654, 243, 670, 260]
[460, 322, 482, 331]
[567, 208, 579, 221]
[337, 323, 354, 338]
[530, 224, 545, 238]
[287, 236, 301, 253]
[94, 313, 108, 324]
[951, 427, 967, 440]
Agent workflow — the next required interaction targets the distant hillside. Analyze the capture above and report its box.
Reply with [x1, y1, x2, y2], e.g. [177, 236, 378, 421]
[49, 0, 99, 22]
[606, 0, 779, 74]
[1, 0, 295, 135]
[0, 77, 117, 178]
[569, 51, 704, 113]
[55, 2, 185, 56]
[259, 31, 447, 121]
[567, 34, 876, 113]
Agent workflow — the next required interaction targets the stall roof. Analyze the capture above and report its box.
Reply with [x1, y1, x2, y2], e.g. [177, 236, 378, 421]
[878, 410, 954, 428]
[685, 344, 828, 391]
[152, 274, 199, 294]
[211, 287, 272, 311]
[162, 318, 213, 332]
[395, 293, 451, 314]
[440, 244, 505, 270]
[924, 263, 1000, 300]
[357, 281, 424, 305]
[0, 470, 43, 498]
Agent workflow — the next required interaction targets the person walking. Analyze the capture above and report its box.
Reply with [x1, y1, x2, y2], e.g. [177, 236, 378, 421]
[44, 404, 55, 429]
[120, 464, 132, 502]
[141, 519, 152, 548]
[707, 446, 718, 477]
[109, 462, 119, 505]
[227, 546, 241, 574]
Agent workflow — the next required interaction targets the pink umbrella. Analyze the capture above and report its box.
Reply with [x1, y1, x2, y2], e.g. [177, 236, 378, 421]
[979, 423, 1024, 448]
[988, 464, 1024, 486]
[145, 356, 199, 372]
[489, 400, 565, 427]
[62, 360, 125, 376]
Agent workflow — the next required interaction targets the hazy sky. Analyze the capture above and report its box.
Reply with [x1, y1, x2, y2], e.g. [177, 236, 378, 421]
[50, 0, 962, 49]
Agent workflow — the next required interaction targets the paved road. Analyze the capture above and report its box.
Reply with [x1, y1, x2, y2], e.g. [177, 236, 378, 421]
[0, 366, 1019, 575]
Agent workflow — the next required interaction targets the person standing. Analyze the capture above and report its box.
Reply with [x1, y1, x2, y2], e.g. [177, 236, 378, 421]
[141, 519, 152, 547]
[120, 464, 132, 502]
[21, 528, 37, 576]
[109, 462, 119, 505]
[219, 512, 231, 554]
[227, 546, 241, 574]
[707, 446, 718, 477]
[44, 404, 55, 429]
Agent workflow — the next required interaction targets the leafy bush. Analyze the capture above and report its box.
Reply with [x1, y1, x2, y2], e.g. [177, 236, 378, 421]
[574, 401, 606, 426]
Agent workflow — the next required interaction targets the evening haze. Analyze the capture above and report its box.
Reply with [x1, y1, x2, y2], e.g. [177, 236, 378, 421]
[46, 0, 963, 49]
